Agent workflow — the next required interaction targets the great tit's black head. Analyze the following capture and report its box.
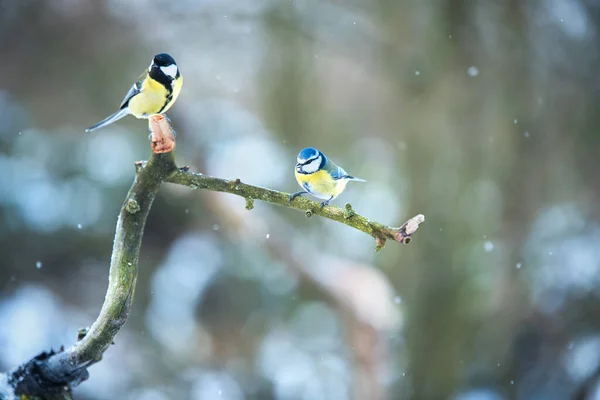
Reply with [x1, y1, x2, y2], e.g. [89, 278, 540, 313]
[153, 53, 176, 67]
[296, 147, 326, 174]
[150, 53, 179, 80]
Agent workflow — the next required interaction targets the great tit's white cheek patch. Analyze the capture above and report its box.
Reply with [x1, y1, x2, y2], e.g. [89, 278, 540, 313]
[160, 64, 178, 78]
[302, 157, 321, 173]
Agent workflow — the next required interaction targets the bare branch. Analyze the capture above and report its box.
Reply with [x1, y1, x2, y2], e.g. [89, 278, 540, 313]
[2, 115, 177, 399]
[165, 170, 425, 250]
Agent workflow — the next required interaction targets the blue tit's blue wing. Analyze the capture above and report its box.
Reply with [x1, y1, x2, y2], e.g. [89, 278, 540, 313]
[324, 160, 349, 180]
[331, 166, 349, 180]
[324, 159, 366, 182]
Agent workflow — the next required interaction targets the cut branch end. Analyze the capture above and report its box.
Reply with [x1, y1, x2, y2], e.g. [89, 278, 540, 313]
[149, 114, 175, 154]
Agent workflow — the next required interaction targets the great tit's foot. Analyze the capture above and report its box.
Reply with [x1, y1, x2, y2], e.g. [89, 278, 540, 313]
[289, 191, 305, 203]
[160, 114, 176, 137]
[179, 166, 191, 172]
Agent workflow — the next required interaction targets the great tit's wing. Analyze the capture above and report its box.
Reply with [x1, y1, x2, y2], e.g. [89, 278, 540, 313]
[119, 72, 146, 109]
[85, 108, 130, 132]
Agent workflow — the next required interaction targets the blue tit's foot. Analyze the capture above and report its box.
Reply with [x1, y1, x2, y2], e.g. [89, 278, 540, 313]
[289, 191, 305, 203]
[163, 114, 172, 123]
[179, 166, 191, 172]
[320, 197, 333, 208]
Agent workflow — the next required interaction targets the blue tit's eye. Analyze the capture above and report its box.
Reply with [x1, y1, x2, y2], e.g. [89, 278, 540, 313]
[301, 156, 321, 173]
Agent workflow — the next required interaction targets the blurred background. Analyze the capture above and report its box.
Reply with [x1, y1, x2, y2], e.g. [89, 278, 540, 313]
[1, 0, 600, 399]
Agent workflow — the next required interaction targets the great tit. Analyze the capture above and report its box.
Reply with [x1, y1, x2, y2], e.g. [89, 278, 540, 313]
[290, 147, 366, 208]
[86, 53, 183, 132]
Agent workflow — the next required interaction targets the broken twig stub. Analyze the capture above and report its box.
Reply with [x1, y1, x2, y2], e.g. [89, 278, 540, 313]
[391, 214, 425, 244]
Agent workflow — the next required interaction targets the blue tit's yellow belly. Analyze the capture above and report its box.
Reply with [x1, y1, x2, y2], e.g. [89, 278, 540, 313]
[128, 76, 182, 118]
[295, 169, 349, 200]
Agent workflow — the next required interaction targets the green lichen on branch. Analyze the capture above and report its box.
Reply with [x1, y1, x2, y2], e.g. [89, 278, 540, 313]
[165, 169, 424, 249]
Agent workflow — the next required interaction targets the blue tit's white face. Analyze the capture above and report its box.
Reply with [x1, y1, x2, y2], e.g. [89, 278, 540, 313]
[296, 147, 323, 174]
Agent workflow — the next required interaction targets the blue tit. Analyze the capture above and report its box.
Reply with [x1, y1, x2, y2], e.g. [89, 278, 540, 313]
[86, 53, 183, 132]
[290, 147, 366, 208]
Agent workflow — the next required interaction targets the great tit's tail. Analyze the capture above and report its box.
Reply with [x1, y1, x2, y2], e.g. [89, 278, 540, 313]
[346, 176, 366, 182]
[85, 108, 130, 132]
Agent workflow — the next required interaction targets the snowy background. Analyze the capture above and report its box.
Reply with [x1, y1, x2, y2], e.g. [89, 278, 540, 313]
[1, 0, 600, 399]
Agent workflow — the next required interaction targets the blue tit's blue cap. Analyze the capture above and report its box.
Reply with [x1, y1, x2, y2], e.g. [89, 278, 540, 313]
[297, 147, 320, 162]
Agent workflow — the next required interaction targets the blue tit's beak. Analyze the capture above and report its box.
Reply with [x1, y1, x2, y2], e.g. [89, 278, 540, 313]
[296, 164, 302, 173]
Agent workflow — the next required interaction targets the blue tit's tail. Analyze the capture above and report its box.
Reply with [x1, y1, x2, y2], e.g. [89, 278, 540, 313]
[346, 175, 366, 182]
[85, 108, 130, 132]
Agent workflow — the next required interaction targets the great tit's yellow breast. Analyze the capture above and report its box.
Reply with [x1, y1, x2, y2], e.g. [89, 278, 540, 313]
[295, 169, 346, 199]
[128, 77, 172, 118]
[161, 75, 183, 114]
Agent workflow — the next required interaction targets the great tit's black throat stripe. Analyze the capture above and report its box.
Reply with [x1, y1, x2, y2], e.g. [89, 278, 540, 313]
[158, 93, 174, 114]
[149, 67, 174, 94]
[149, 66, 176, 113]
